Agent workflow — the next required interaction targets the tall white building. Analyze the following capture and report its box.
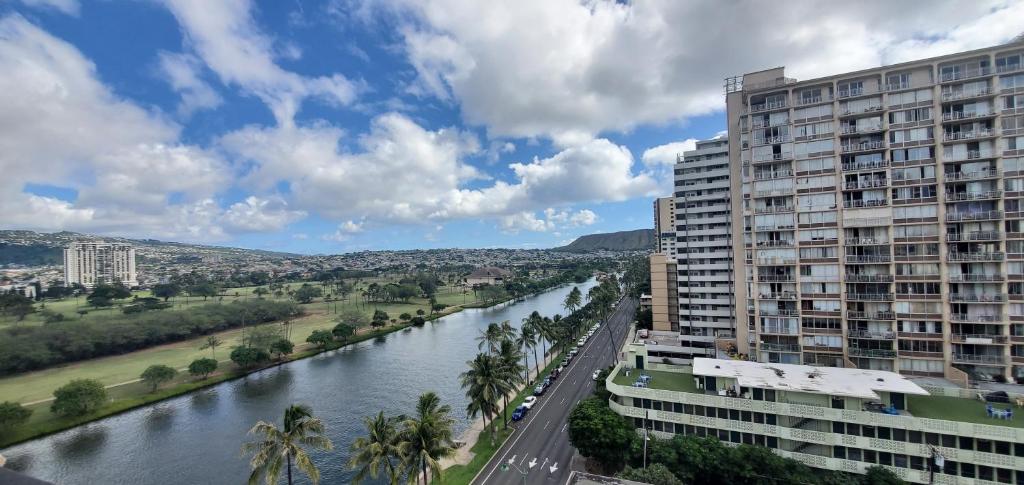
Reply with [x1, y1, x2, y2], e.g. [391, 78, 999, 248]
[63, 242, 138, 289]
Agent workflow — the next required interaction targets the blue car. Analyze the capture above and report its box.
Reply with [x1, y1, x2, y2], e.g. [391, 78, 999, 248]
[512, 405, 528, 421]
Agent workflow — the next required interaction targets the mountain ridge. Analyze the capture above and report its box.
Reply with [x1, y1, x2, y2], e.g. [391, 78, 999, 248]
[557, 229, 654, 252]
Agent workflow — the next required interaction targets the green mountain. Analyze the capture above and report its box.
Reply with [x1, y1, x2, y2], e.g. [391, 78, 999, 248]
[557, 229, 654, 252]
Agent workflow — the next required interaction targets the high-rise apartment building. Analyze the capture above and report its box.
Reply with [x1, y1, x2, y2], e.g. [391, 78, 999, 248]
[674, 138, 737, 357]
[64, 242, 138, 289]
[726, 40, 1024, 383]
[654, 196, 676, 255]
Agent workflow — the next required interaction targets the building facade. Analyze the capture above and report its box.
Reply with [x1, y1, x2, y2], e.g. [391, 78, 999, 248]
[63, 242, 138, 289]
[727, 40, 1024, 383]
[654, 196, 676, 255]
[608, 351, 1024, 485]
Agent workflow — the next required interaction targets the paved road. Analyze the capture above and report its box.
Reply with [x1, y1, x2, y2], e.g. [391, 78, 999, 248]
[473, 296, 637, 485]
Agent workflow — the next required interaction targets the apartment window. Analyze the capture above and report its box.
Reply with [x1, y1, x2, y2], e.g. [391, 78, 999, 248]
[892, 146, 934, 161]
[838, 81, 864, 96]
[893, 165, 935, 181]
[795, 121, 833, 138]
[793, 104, 832, 120]
[888, 88, 932, 107]
[890, 127, 933, 143]
[1001, 73, 1024, 90]
[997, 53, 1023, 72]
[889, 107, 931, 124]
[886, 73, 910, 89]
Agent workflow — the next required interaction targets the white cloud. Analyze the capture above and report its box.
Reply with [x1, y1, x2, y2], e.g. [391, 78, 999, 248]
[500, 207, 598, 233]
[221, 196, 306, 232]
[501, 142, 515, 153]
[19, 0, 78, 15]
[158, 51, 223, 116]
[381, 0, 1022, 140]
[641, 139, 698, 167]
[340, 220, 364, 233]
[161, 0, 359, 124]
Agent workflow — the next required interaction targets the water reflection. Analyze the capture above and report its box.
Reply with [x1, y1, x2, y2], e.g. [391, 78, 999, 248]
[143, 406, 175, 433]
[236, 367, 294, 399]
[52, 425, 108, 460]
[189, 389, 219, 415]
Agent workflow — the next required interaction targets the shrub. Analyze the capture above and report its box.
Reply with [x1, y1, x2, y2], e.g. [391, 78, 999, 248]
[188, 358, 218, 379]
[140, 364, 177, 392]
[270, 339, 294, 359]
[230, 346, 271, 369]
[0, 401, 32, 430]
[306, 330, 334, 348]
[51, 379, 107, 417]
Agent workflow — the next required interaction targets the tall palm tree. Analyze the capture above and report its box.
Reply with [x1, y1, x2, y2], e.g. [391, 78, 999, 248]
[400, 392, 456, 485]
[538, 316, 556, 365]
[476, 322, 504, 355]
[242, 404, 334, 485]
[459, 353, 505, 445]
[564, 286, 582, 316]
[516, 325, 537, 384]
[349, 411, 403, 485]
[496, 339, 526, 429]
[499, 320, 517, 343]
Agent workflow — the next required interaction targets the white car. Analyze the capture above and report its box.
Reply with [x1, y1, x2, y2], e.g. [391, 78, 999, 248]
[592, 370, 601, 381]
[522, 396, 538, 409]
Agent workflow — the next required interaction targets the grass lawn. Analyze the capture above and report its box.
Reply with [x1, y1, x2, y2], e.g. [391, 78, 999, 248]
[612, 368, 698, 393]
[907, 395, 1024, 428]
[0, 280, 476, 404]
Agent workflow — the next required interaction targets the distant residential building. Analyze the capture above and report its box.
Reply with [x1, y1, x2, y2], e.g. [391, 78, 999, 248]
[649, 253, 678, 331]
[465, 266, 512, 286]
[654, 196, 676, 255]
[0, 283, 36, 299]
[63, 242, 138, 289]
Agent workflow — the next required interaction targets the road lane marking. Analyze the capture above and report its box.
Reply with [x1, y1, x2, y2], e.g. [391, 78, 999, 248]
[543, 420, 550, 430]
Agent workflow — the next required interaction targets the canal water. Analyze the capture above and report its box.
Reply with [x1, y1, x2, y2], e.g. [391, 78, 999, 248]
[1, 278, 597, 484]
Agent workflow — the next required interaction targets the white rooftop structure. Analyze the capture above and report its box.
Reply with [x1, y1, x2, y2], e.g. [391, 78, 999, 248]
[692, 358, 929, 400]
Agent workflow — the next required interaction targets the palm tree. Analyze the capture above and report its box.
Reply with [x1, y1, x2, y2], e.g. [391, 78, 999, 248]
[476, 322, 504, 355]
[499, 320, 517, 343]
[496, 339, 525, 429]
[564, 286, 582, 316]
[242, 404, 334, 485]
[516, 324, 537, 384]
[349, 411, 403, 485]
[459, 353, 505, 445]
[399, 392, 456, 485]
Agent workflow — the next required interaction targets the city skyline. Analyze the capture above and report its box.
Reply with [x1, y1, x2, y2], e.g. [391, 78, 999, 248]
[2, 1, 1022, 253]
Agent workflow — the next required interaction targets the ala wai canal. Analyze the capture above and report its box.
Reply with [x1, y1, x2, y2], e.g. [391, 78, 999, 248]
[1, 278, 597, 484]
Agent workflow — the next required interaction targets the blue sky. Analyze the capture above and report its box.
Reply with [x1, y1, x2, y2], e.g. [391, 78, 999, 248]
[0, 0, 1020, 254]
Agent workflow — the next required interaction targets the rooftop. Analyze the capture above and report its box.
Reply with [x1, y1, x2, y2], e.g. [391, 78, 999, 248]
[612, 368, 697, 393]
[693, 358, 928, 400]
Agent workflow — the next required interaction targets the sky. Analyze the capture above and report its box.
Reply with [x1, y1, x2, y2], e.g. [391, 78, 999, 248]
[0, 0, 1021, 254]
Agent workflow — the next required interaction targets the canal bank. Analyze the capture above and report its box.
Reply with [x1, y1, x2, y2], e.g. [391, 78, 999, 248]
[1, 278, 598, 484]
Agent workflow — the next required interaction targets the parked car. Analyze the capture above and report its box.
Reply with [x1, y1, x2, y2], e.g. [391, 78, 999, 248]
[533, 383, 547, 395]
[543, 376, 552, 387]
[568, 349, 578, 358]
[522, 396, 538, 409]
[592, 370, 602, 381]
[512, 405, 528, 421]
[550, 367, 560, 379]
[560, 358, 569, 367]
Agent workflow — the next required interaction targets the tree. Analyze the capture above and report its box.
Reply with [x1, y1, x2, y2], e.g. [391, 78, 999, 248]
[635, 308, 653, 330]
[189, 282, 218, 301]
[293, 284, 323, 304]
[399, 312, 412, 321]
[332, 323, 356, 342]
[338, 308, 369, 329]
[399, 392, 456, 485]
[496, 339, 525, 429]
[348, 411, 403, 485]
[188, 358, 218, 379]
[0, 401, 32, 431]
[564, 286, 582, 316]
[306, 330, 334, 348]
[253, 287, 269, 299]
[152, 283, 181, 301]
[0, 293, 36, 322]
[567, 398, 637, 472]
[200, 335, 223, 359]
[861, 466, 904, 485]
[459, 353, 505, 444]
[410, 316, 426, 326]
[270, 339, 295, 360]
[231, 346, 271, 369]
[516, 324, 537, 384]
[618, 464, 683, 485]
[476, 322, 504, 355]
[140, 364, 177, 392]
[415, 309, 425, 316]
[243, 404, 334, 485]
[246, 324, 285, 351]
[372, 310, 389, 322]
[51, 379, 107, 417]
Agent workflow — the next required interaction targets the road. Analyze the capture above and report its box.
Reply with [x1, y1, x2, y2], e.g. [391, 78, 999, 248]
[473, 296, 637, 485]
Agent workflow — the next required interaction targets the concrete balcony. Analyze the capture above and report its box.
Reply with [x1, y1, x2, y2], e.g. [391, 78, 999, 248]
[945, 210, 1003, 222]
[950, 313, 1001, 323]
[949, 293, 1006, 302]
[941, 111, 996, 122]
[759, 342, 801, 352]
[848, 311, 895, 320]
[945, 252, 1005, 262]
[844, 179, 888, 190]
[843, 199, 888, 209]
[939, 67, 992, 83]
[942, 128, 995, 141]
[841, 159, 889, 171]
[840, 140, 885, 153]
[848, 330, 896, 339]
[951, 333, 1008, 344]
[947, 274, 1004, 282]
[952, 353, 1005, 364]
[754, 206, 795, 214]
[844, 274, 894, 283]
[944, 190, 1002, 201]
[945, 231, 1002, 242]
[845, 254, 891, 263]
[757, 274, 795, 282]
[847, 348, 896, 358]
[846, 293, 894, 301]
[844, 237, 889, 246]
[941, 87, 995, 102]
[750, 100, 788, 113]
[943, 170, 999, 181]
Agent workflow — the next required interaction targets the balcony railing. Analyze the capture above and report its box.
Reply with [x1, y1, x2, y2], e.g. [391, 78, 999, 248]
[941, 87, 994, 101]
[795, 95, 834, 106]
[848, 311, 895, 320]
[943, 170, 999, 181]
[949, 293, 1006, 302]
[754, 170, 793, 180]
[843, 199, 888, 209]
[846, 254, 891, 263]
[844, 179, 888, 189]
[847, 293, 894, 301]
[757, 274, 795, 282]
[841, 141, 885, 153]
[761, 326, 800, 335]
[848, 330, 896, 339]
[754, 206, 795, 214]
[945, 190, 1002, 201]
[946, 252, 1005, 262]
[951, 333, 1008, 343]
[837, 87, 866, 98]
[952, 353, 1005, 364]
[760, 309, 800, 317]
[946, 210, 1003, 222]
[845, 237, 889, 246]
[948, 274, 1004, 282]
[756, 240, 795, 248]
[845, 274, 894, 282]
[848, 348, 897, 358]
[752, 152, 794, 163]
[885, 82, 911, 92]
[945, 231, 1001, 241]
[759, 342, 801, 352]
[750, 100, 788, 113]
[950, 313, 1000, 322]
[841, 125, 882, 135]
[759, 292, 797, 300]
[997, 63, 1023, 74]
[842, 160, 889, 171]
[942, 111, 994, 121]
[940, 67, 992, 82]
[754, 135, 792, 146]
[943, 129, 994, 141]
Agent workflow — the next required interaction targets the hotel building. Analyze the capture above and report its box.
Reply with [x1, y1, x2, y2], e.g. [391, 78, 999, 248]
[725, 39, 1024, 383]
